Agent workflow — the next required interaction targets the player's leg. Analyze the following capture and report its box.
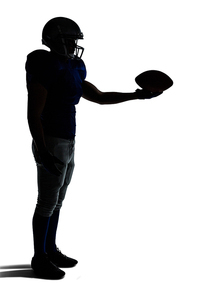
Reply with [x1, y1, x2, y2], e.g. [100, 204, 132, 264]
[31, 139, 67, 279]
[45, 139, 78, 267]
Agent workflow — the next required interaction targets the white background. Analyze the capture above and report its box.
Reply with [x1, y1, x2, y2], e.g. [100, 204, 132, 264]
[0, 0, 197, 295]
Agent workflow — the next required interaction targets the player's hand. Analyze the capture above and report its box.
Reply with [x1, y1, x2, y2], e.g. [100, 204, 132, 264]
[135, 88, 163, 99]
[39, 149, 64, 176]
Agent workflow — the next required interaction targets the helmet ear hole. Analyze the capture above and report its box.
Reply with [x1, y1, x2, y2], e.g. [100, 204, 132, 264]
[42, 17, 84, 59]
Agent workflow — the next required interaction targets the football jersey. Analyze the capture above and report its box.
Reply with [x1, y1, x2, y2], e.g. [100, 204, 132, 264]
[25, 49, 87, 139]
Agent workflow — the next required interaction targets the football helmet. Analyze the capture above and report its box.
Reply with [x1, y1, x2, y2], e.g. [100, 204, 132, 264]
[42, 17, 84, 59]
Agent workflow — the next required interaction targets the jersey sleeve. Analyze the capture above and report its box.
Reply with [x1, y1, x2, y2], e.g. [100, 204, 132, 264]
[25, 50, 56, 90]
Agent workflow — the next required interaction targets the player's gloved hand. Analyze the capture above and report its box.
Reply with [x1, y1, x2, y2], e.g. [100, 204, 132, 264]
[38, 149, 64, 176]
[135, 88, 163, 99]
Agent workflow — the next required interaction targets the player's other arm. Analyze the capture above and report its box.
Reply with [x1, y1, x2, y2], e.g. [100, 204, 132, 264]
[82, 80, 138, 105]
[27, 82, 63, 176]
[27, 82, 48, 152]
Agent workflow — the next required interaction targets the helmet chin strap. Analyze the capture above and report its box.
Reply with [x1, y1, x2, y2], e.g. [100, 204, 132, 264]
[68, 53, 74, 58]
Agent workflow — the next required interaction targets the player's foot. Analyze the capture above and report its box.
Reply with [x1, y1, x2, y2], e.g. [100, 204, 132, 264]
[31, 254, 65, 280]
[47, 247, 78, 268]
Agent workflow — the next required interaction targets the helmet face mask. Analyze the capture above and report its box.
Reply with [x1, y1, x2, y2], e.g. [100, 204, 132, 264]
[42, 17, 84, 59]
[73, 41, 84, 60]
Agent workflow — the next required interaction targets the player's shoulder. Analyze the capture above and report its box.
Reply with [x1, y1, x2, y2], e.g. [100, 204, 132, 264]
[26, 50, 59, 75]
[27, 49, 51, 63]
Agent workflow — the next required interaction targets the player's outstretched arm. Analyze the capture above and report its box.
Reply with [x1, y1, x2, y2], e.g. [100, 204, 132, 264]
[82, 81, 138, 104]
[82, 81, 161, 104]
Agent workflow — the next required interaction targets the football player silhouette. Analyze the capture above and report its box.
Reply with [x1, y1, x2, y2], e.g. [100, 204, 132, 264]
[26, 17, 161, 279]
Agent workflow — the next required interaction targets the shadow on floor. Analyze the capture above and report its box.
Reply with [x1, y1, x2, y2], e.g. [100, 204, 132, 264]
[0, 264, 36, 279]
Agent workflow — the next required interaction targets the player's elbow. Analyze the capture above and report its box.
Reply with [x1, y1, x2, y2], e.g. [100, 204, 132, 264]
[83, 88, 105, 104]
[95, 92, 106, 105]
